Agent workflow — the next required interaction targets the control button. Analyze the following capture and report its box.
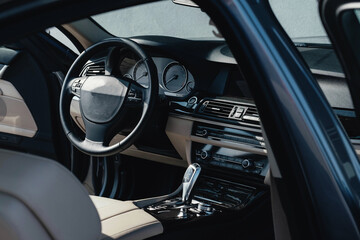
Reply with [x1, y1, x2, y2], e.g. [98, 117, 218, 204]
[197, 202, 213, 212]
[254, 162, 264, 168]
[200, 150, 208, 160]
[242, 159, 253, 169]
[254, 169, 262, 174]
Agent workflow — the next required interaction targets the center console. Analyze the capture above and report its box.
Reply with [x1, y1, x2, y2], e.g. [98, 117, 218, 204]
[145, 98, 270, 230]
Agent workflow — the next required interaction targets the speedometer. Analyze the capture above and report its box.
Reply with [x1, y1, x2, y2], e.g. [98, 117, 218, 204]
[162, 62, 188, 92]
[133, 60, 149, 88]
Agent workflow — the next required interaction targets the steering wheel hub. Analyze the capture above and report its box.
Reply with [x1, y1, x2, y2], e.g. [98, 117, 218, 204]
[80, 76, 129, 123]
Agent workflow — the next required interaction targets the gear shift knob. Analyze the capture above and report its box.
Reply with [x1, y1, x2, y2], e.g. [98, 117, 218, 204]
[182, 163, 201, 204]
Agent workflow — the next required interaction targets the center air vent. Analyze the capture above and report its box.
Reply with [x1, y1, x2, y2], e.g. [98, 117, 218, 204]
[199, 100, 234, 118]
[83, 62, 105, 76]
[198, 99, 260, 127]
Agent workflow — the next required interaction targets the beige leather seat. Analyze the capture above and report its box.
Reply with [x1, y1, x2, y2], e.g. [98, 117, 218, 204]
[0, 149, 163, 240]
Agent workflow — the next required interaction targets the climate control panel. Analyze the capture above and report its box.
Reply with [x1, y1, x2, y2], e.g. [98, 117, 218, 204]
[193, 143, 268, 176]
[191, 123, 268, 177]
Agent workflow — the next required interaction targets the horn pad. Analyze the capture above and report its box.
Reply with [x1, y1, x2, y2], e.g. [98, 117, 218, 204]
[80, 76, 129, 123]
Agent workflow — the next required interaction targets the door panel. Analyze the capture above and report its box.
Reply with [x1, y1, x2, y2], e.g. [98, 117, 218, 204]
[0, 79, 37, 138]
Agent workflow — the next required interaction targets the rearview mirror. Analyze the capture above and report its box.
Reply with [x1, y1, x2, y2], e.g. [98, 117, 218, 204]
[172, 0, 199, 8]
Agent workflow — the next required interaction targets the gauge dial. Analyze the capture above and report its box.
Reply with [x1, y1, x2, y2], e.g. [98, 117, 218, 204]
[133, 60, 149, 88]
[186, 81, 195, 93]
[162, 62, 187, 92]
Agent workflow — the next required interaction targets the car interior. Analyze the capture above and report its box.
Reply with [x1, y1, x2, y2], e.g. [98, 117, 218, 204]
[1, 0, 360, 239]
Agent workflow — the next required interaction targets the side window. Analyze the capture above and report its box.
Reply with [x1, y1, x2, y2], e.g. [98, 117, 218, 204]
[269, 0, 328, 44]
[46, 27, 80, 55]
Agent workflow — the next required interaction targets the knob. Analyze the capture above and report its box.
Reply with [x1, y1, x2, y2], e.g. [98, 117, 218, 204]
[200, 150, 208, 160]
[182, 163, 201, 204]
[242, 159, 253, 169]
[187, 96, 198, 105]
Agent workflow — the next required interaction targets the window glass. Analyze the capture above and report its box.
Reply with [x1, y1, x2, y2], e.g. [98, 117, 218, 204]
[92, 1, 221, 40]
[356, 9, 360, 22]
[46, 27, 80, 54]
[269, 0, 329, 44]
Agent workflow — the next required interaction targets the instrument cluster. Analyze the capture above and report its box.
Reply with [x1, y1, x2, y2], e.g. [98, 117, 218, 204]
[117, 50, 195, 98]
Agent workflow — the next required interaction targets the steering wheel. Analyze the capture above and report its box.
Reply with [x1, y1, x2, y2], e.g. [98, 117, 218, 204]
[60, 38, 158, 157]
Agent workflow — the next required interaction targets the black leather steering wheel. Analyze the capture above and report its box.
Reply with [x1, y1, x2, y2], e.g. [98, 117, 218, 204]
[60, 38, 158, 156]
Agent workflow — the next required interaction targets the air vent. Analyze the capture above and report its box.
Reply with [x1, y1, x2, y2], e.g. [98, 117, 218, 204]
[84, 62, 105, 76]
[199, 100, 234, 118]
[198, 99, 260, 126]
[242, 106, 260, 124]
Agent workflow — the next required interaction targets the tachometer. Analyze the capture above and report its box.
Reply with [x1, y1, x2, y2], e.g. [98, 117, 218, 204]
[162, 62, 187, 92]
[133, 60, 149, 88]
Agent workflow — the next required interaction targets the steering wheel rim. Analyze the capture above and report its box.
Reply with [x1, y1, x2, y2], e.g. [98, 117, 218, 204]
[60, 38, 158, 157]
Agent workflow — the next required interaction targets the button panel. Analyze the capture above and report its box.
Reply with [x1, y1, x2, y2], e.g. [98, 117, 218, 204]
[71, 77, 88, 96]
[194, 143, 267, 176]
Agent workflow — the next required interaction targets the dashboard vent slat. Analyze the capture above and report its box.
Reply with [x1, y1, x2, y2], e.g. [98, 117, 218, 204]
[242, 106, 260, 124]
[198, 99, 260, 127]
[84, 62, 105, 76]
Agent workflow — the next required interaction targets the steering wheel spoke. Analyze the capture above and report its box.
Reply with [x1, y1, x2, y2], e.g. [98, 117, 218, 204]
[84, 122, 108, 144]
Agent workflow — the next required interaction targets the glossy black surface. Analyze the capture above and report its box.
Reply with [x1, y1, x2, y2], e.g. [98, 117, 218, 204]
[146, 175, 263, 218]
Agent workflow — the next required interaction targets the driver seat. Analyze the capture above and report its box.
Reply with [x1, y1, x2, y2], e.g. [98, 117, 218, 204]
[0, 149, 163, 240]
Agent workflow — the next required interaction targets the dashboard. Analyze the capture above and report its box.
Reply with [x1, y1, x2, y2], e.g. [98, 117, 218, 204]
[71, 36, 358, 186]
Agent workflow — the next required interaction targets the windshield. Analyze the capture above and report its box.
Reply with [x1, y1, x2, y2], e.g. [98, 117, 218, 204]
[93, 0, 330, 45]
[269, 0, 330, 45]
[92, 1, 221, 40]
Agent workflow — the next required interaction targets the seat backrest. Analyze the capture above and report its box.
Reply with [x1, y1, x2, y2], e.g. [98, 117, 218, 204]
[0, 148, 101, 240]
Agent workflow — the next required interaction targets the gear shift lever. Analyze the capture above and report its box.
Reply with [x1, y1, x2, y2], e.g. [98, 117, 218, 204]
[182, 163, 201, 204]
